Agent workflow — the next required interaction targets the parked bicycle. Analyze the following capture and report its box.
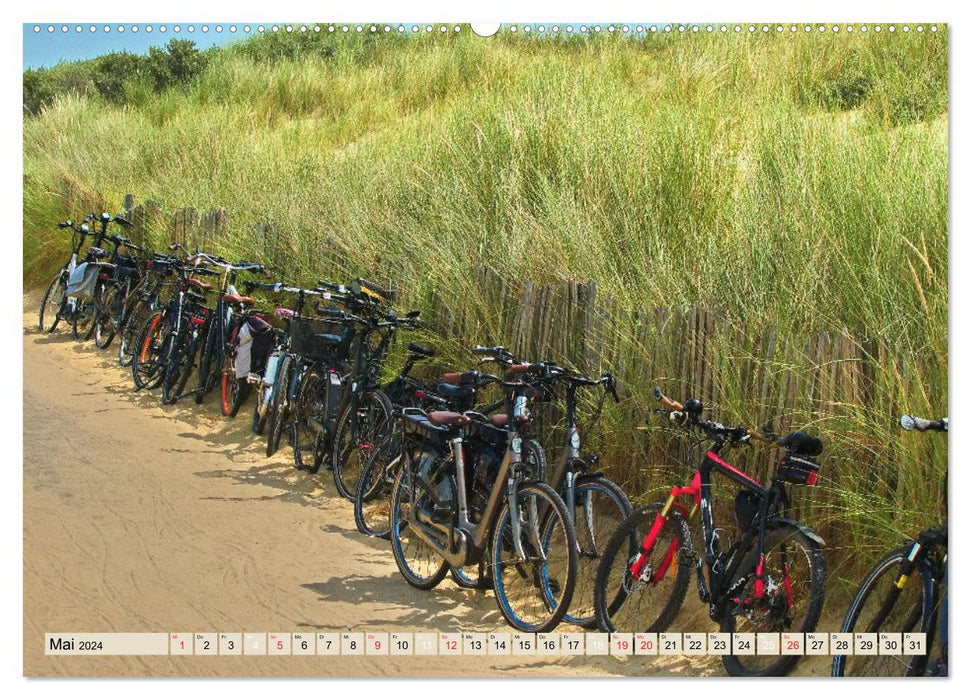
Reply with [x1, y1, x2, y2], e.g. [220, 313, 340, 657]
[832, 413, 947, 677]
[515, 359, 634, 627]
[593, 386, 826, 676]
[38, 217, 100, 334]
[388, 364, 579, 632]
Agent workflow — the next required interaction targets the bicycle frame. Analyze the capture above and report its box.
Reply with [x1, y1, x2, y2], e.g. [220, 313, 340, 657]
[404, 413, 533, 569]
[628, 444, 779, 618]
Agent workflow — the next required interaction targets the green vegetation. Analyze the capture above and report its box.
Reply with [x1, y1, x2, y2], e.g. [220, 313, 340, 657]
[23, 28, 947, 585]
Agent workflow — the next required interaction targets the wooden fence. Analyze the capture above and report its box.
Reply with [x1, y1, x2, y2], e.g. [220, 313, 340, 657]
[116, 195, 944, 545]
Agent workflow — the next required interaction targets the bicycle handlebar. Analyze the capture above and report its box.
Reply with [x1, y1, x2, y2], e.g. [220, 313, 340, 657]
[901, 414, 948, 432]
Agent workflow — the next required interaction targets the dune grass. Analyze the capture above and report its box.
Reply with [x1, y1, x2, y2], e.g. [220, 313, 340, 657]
[23, 27, 948, 586]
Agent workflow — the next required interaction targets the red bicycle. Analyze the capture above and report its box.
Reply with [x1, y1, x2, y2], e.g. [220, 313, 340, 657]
[593, 386, 827, 676]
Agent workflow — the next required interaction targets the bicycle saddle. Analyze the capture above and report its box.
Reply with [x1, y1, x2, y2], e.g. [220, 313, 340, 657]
[189, 277, 214, 292]
[428, 411, 472, 427]
[223, 293, 255, 306]
[778, 431, 823, 456]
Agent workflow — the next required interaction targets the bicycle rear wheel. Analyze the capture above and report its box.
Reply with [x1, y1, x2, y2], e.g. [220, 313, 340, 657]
[389, 464, 449, 590]
[592, 503, 692, 634]
[354, 434, 401, 539]
[491, 481, 578, 632]
[118, 295, 154, 367]
[719, 524, 826, 677]
[292, 368, 327, 472]
[132, 310, 169, 390]
[333, 389, 393, 499]
[265, 356, 294, 458]
[832, 545, 932, 677]
[72, 298, 97, 341]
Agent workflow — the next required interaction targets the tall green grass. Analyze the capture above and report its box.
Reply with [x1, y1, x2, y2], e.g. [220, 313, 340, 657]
[23, 28, 947, 587]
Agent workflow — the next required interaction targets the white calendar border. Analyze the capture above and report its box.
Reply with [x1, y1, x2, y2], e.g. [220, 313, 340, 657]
[8, 0, 966, 697]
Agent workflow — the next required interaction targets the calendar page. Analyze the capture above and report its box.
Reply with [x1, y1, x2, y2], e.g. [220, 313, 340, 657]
[21, 5, 949, 682]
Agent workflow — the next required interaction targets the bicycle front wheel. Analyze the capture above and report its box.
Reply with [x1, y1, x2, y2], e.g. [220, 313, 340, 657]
[132, 310, 169, 390]
[491, 481, 578, 632]
[719, 524, 826, 677]
[592, 503, 692, 634]
[291, 368, 329, 472]
[832, 545, 931, 677]
[39, 271, 67, 333]
[94, 284, 120, 349]
[265, 356, 294, 458]
[559, 476, 633, 628]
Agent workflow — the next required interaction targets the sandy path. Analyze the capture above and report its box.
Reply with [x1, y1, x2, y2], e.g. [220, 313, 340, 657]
[22, 298, 830, 677]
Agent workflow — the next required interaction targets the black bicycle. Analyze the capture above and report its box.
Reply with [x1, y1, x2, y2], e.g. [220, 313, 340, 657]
[832, 414, 948, 677]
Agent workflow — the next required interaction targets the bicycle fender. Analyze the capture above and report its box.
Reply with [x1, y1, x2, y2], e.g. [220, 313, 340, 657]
[766, 517, 825, 546]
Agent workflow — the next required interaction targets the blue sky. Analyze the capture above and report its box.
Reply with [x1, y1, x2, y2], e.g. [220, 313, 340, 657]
[23, 23, 251, 69]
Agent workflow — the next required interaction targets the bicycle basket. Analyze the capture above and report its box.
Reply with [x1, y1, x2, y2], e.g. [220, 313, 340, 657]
[288, 315, 353, 362]
[777, 453, 821, 485]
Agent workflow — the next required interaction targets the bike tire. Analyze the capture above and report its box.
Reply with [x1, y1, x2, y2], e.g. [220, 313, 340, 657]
[195, 317, 218, 404]
[39, 270, 67, 333]
[353, 433, 401, 539]
[832, 544, 932, 677]
[389, 463, 450, 590]
[292, 367, 327, 472]
[265, 356, 293, 458]
[333, 389, 394, 500]
[491, 480, 578, 632]
[94, 284, 120, 349]
[592, 502, 692, 634]
[719, 524, 826, 677]
[118, 295, 153, 367]
[558, 476, 633, 628]
[132, 310, 169, 391]
[221, 356, 251, 417]
[72, 298, 97, 341]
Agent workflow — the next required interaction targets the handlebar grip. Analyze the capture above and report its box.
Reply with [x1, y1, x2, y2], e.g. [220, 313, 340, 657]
[507, 363, 542, 375]
[471, 345, 493, 355]
[654, 386, 684, 412]
[57, 221, 71, 229]
[356, 278, 395, 301]
[442, 372, 464, 383]
[316, 305, 346, 318]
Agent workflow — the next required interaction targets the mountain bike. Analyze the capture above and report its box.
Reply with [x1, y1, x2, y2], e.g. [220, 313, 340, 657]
[593, 386, 826, 676]
[254, 283, 347, 458]
[388, 370, 578, 632]
[68, 213, 134, 341]
[832, 414, 948, 677]
[330, 300, 422, 498]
